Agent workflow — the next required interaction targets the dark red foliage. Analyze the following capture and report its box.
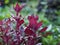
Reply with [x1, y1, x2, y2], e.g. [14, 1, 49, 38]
[16, 19, 24, 30]
[0, 20, 3, 25]
[25, 27, 36, 37]
[39, 27, 48, 33]
[0, 3, 48, 45]
[28, 15, 43, 31]
[14, 3, 26, 13]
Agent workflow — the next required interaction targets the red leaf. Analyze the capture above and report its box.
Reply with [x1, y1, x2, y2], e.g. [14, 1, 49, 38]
[26, 37, 35, 45]
[14, 3, 26, 13]
[25, 28, 36, 36]
[40, 27, 47, 33]
[28, 15, 38, 21]
[28, 15, 37, 29]
[29, 19, 37, 28]
[16, 19, 24, 30]
[36, 21, 43, 30]
[14, 3, 21, 12]
[19, 20, 24, 25]
[28, 15, 43, 32]
[0, 20, 3, 25]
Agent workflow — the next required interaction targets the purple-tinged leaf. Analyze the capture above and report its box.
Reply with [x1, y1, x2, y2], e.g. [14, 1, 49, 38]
[0, 20, 3, 25]
[14, 3, 26, 13]
[36, 21, 43, 30]
[25, 27, 36, 37]
[40, 27, 48, 33]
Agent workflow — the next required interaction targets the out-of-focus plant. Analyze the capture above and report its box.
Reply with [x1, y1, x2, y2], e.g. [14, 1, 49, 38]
[0, 3, 48, 45]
